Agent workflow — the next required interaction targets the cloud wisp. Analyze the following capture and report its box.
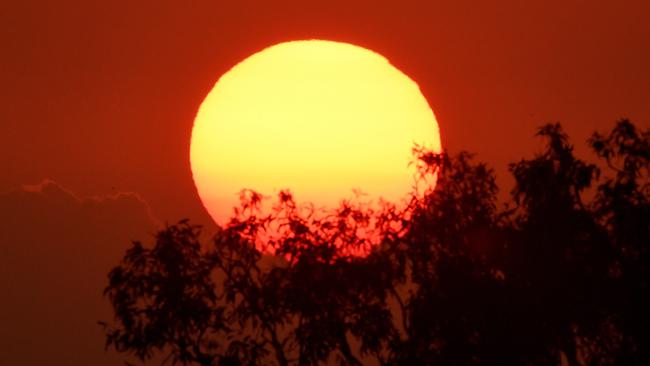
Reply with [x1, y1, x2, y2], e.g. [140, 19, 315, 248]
[0, 180, 159, 366]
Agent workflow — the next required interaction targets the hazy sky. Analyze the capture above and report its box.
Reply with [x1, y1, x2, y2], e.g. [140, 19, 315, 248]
[1, 0, 649, 227]
[0, 1, 649, 364]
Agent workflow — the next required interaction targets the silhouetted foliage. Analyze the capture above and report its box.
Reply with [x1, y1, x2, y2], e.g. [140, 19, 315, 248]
[102, 120, 649, 365]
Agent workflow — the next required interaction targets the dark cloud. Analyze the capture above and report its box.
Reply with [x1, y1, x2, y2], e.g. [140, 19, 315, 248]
[0, 180, 158, 365]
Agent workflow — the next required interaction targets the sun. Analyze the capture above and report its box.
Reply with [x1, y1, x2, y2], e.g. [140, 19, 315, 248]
[190, 40, 441, 241]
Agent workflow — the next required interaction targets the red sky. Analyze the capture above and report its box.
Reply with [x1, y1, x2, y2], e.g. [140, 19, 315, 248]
[2, 0, 649, 228]
[0, 1, 649, 364]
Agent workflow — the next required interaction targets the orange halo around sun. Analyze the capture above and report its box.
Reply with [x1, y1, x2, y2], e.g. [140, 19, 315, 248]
[190, 40, 441, 251]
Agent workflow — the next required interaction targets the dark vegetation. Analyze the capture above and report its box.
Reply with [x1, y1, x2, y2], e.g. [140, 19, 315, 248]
[101, 120, 649, 365]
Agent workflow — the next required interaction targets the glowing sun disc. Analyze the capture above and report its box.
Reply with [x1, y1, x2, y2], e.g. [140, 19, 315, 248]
[190, 40, 441, 241]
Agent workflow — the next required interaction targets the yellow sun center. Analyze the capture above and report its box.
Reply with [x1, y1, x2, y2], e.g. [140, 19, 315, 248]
[190, 40, 441, 236]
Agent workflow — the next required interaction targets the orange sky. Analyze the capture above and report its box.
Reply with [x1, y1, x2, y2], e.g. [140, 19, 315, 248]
[1, 0, 649, 229]
[0, 1, 649, 364]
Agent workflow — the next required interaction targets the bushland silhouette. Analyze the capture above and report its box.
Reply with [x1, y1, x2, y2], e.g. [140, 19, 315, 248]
[101, 120, 649, 366]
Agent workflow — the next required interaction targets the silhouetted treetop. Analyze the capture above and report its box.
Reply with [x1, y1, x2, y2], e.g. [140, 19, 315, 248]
[102, 119, 649, 366]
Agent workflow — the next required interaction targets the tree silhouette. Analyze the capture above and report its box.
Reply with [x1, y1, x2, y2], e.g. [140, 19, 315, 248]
[589, 120, 650, 364]
[102, 120, 649, 365]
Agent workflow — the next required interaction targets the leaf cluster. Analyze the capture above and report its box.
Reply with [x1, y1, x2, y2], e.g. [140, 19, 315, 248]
[102, 120, 649, 366]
